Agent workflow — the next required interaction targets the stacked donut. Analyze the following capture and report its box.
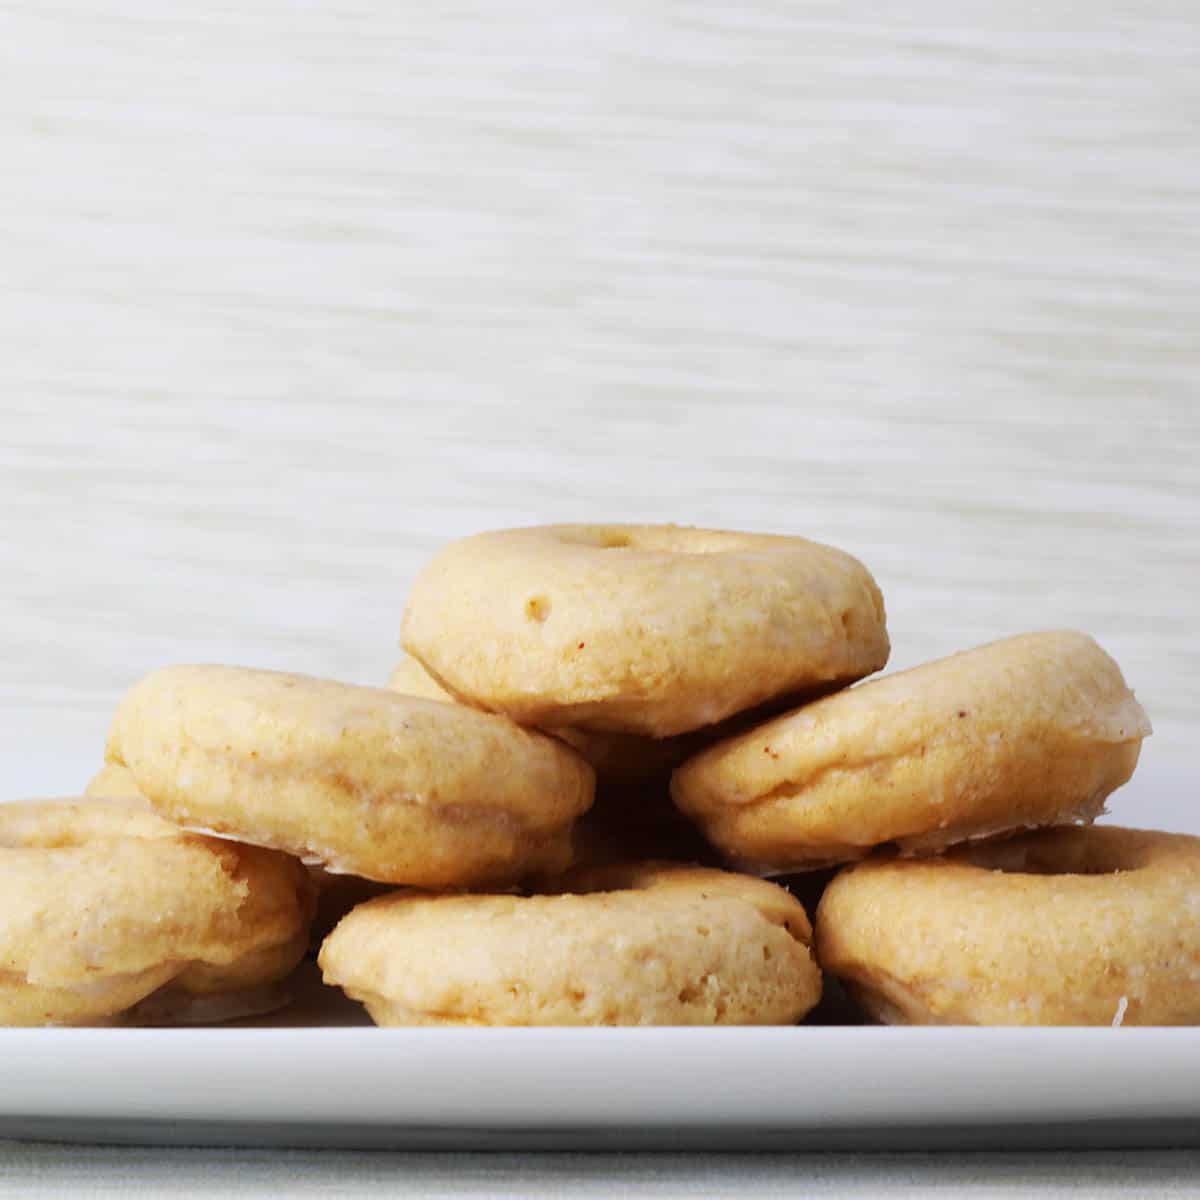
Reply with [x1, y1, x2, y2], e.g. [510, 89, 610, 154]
[5, 523, 1193, 1028]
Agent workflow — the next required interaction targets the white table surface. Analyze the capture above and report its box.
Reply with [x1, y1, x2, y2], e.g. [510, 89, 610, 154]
[2, 1, 1197, 1193]
[2, 1145, 1200, 1200]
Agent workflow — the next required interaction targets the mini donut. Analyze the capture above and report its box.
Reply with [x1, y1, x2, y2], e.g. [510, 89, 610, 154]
[815, 826, 1200, 1026]
[400, 524, 888, 738]
[107, 665, 594, 887]
[319, 863, 822, 1026]
[672, 631, 1150, 871]
[0, 798, 314, 1026]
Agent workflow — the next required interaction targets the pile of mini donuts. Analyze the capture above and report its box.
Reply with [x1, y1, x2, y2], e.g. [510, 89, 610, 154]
[4, 524, 1194, 1029]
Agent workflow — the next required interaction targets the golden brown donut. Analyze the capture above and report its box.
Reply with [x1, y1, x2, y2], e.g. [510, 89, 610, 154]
[0, 799, 314, 1026]
[107, 665, 594, 887]
[816, 826, 1200, 1026]
[401, 524, 888, 738]
[319, 863, 822, 1026]
[672, 631, 1150, 870]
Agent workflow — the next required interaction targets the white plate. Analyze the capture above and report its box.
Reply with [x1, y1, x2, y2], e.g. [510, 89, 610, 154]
[3, 763, 1197, 1151]
[4, 1018, 1200, 1151]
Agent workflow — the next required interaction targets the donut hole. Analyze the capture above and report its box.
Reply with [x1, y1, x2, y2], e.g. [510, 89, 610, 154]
[959, 838, 1132, 877]
[557, 526, 738, 556]
[557, 527, 637, 551]
[524, 595, 552, 623]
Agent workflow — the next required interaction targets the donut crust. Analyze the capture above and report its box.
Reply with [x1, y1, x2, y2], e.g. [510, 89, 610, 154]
[815, 826, 1200, 1025]
[400, 524, 888, 738]
[107, 665, 595, 887]
[0, 799, 313, 1026]
[672, 631, 1151, 870]
[319, 863, 822, 1026]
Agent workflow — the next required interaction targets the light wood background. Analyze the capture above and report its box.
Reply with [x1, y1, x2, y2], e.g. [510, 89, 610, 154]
[2, 4, 1196, 811]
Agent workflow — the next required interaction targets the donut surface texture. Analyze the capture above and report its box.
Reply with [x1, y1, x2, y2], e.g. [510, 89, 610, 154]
[672, 631, 1150, 870]
[400, 524, 889, 738]
[319, 863, 821, 1026]
[0, 798, 313, 1026]
[815, 826, 1200, 1026]
[107, 665, 594, 886]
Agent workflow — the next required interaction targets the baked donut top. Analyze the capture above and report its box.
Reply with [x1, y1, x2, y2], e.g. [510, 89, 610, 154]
[107, 664, 595, 831]
[815, 826, 1200, 1026]
[318, 863, 820, 1026]
[105, 665, 594, 886]
[670, 630, 1151, 870]
[401, 523, 889, 737]
[674, 630, 1150, 813]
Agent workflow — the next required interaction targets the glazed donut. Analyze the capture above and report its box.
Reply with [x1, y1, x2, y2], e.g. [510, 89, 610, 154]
[815, 826, 1200, 1026]
[672, 631, 1150, 870]
[107, 665, 594, 887]
[319, 863, 822, 1026]
[400, 524, 888, 738]
[0, 799, 314, 1026]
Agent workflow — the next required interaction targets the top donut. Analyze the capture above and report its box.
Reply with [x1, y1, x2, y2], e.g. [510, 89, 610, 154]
[401, 524, 889, 738]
